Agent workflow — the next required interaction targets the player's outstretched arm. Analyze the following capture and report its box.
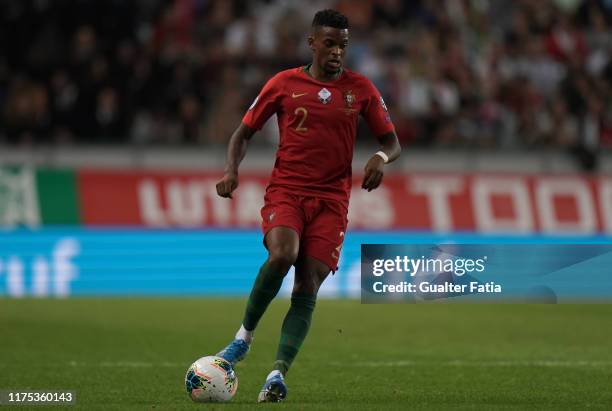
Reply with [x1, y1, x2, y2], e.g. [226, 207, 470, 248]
[216, 123, 256, 199]
[362, 131, 401, 192]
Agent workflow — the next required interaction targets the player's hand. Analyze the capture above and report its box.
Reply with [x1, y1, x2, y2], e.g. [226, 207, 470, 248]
[362, 155, 385, 192]
[216, 172, 239, 198]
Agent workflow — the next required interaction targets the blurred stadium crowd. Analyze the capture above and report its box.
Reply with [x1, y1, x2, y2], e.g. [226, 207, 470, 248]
[1, 0, 611, 156]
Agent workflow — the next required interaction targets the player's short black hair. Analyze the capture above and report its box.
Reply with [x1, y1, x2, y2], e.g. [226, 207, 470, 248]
[312, 9, 349, 30]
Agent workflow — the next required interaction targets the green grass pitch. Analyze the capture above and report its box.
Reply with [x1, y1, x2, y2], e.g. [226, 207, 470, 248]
[1, 298, 611, 410]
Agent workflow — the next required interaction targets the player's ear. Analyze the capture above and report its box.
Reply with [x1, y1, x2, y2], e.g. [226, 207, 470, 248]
[307, 34, 315, 51]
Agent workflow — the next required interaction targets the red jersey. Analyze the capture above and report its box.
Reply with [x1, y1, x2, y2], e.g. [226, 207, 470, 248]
[242, 66, 394, 206]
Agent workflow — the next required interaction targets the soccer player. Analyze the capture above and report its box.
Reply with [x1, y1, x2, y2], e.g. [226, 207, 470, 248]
[215, 9, 401, 402]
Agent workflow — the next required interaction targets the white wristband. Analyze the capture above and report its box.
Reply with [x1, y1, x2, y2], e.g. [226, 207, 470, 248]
[375, 151, 389, 164]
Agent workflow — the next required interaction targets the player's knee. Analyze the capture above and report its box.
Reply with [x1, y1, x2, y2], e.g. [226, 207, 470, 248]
[294, 272, 326, 295]
[293, 277, 317, 295]
[294, 261, 330, 295]
[267, 246, 298, 272]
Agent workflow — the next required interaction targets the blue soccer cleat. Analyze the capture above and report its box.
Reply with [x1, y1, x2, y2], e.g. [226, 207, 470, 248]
[216, 339, 250, 366]
[257, 371, 287, 403]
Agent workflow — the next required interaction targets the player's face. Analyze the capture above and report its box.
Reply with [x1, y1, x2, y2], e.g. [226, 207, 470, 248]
[310, 26, 349, 76]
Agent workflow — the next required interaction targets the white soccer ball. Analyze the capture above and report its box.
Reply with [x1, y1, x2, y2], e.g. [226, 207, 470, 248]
[185, 356, 238, 402]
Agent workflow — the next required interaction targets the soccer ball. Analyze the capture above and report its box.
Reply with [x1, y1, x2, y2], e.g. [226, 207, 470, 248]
[185, 356, 238, 402]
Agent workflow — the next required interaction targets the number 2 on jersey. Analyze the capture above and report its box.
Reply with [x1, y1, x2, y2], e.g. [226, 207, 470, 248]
[294, 107, 308, 133]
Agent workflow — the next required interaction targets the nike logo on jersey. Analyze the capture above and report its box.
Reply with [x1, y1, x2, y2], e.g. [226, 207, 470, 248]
[291, 92, 308, 98]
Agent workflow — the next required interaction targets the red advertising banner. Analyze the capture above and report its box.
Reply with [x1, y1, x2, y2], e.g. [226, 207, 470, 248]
[78, 170, 612, 234]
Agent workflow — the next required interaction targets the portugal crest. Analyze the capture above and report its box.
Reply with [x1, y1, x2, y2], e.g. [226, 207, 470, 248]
[343, 90, 355, 108]
[318, 88, 332, 104]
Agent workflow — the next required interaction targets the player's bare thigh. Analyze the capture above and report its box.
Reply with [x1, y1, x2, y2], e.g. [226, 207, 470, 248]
[293, 255, 330, 295]
[264, 226, 300, 269]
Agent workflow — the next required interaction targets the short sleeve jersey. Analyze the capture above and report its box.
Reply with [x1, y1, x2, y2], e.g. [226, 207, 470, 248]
[242, 66, 394, 207]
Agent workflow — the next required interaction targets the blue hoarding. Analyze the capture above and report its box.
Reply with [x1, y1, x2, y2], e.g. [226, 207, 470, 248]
[0, 228, 611, 298]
